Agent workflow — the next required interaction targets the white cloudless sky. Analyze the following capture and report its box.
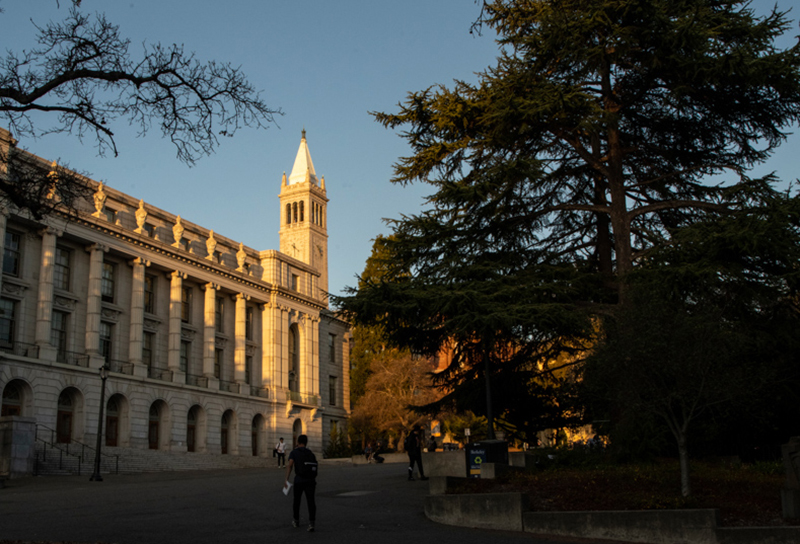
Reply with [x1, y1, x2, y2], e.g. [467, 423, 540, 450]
[1, 1, 798, 300]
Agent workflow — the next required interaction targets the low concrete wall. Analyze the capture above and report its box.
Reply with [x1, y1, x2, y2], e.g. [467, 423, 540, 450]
[717, 527, 800, 544]
[0, 416, 37, 478]
[523, 509, 720, 544]
[428, 476, 469, 495]
[423, 450, 466, 478]
[425, 485, 800, 544]
[480, 462, 526, 479]
[350, 453, 408, 465]
[425, 492, 528, 532]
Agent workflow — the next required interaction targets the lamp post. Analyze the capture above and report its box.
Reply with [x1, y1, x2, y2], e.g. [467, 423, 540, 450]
[90, 364, 109, 482]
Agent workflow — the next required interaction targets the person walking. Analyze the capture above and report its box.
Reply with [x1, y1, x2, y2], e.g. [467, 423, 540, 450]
[284, 434, 318, 532]
[405, 425, 428, 481]
[275, 437, 287, 468]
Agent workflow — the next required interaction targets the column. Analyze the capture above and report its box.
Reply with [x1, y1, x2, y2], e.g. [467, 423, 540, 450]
[234, 293, 250, 387]
[311, 316, 320, 398]
[342, 331, 352, 412]
[85, 243, 107, 368]
[167, 270, 186, 379]
[279, 304, 289, 391]
[35, 227, 61, 361]
[202, 282, 219, 384]
[260, 302, 272, 390]
[301, 314, 312, 395]
[128, 257, 150, 378]
[0, 208, 8, 296]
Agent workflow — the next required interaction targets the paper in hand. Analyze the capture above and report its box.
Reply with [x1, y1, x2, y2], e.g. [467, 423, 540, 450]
[282, 481, 292, 496]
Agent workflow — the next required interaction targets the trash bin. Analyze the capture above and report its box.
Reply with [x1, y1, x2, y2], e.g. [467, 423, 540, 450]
[465, 439, 509, 478]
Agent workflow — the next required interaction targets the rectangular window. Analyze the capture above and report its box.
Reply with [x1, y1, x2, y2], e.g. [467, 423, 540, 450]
[245, 355, 253, 385]
[181, 286, 192, 323]
[3, 231, 20, 277]
[144, 274, 156, 314]
[100, 321, 113, 361]
[143, 331, 155, 368]
[101, 262, 115, 303]
[214, 348, 222, 378]
[329, 333, 337, 364]
[144, 223, 155, 237]
[51, 310, 68, 361]
[291, 274, 299, 291]
[0, 298, 15, 348]
[245, 306, 253, 340]
[180, 340, 190, 372]
[53, 247, 71, 291]
[215, 296, 224, 333]
[329, 376, 338, 406]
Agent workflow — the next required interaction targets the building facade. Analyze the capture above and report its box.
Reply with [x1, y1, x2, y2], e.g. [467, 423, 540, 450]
[0, 127, 350, 459]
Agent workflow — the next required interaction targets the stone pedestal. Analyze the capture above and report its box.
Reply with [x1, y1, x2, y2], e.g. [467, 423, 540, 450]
[0, 416, 37, 478]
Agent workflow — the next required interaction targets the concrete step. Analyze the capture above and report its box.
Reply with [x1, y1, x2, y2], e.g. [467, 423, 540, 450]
[34, 443, 273, 476]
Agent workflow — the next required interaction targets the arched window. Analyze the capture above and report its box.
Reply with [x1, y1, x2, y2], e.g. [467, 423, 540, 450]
[221, 410, 234, 455]
[251, 414, 263, 457]
[286, 203, 291, 225]
[57, 390, 74, 443]
[1, 380, 22, 416]
[187, 404, 206, 453]
[292, 418, 303, 451]
[106, 395, 120, 447]
[288, 325, 299, 392]
[148, 403, 160, 450]
[292, 202, 298, 223]
[299, 201, 304, 222]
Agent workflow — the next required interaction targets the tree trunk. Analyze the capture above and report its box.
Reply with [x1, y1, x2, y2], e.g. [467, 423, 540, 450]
[677, 432, 692, 497]
[484, 345, 494, 440]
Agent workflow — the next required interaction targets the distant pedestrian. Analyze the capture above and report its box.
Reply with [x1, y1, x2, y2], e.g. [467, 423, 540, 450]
[405, 425, 428, 481]
[427, 436, 437, 452]
[276, 437, 287, 468]
[284, 434, 318, 532]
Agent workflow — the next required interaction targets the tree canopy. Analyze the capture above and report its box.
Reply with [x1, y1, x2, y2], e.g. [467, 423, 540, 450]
[0, 3, 278, 217]
[336, 0, 800, 456]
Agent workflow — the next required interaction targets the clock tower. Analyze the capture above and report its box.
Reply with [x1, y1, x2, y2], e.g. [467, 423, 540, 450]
[279, 130, 329, 301]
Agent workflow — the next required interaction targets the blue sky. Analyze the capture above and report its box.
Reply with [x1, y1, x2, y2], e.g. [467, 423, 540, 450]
[1, 1, 798, 300]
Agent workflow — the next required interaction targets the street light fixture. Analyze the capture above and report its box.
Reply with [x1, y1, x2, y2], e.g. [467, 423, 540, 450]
[90, 363, 110, 482]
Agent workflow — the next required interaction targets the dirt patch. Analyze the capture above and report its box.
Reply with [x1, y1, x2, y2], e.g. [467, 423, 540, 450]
[450, 459, 800, 527]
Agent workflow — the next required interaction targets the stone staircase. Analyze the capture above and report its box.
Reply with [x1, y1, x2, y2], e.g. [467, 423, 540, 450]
[34, 442, 274, 476]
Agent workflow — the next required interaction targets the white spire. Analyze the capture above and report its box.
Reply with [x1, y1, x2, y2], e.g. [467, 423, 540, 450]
[287, 128, 318, 186]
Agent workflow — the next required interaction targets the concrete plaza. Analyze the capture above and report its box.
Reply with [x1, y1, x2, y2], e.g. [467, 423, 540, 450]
[0, 461, 601, 544]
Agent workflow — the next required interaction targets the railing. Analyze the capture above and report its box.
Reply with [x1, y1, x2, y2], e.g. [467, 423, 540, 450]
[148, 367, 173, 381]
[186, 374, 208, 388]
[285, 390, 319, 406]
[34, 424, 119, 476]
[0, 341, 39, 358]
[250, 386, 269, 398]
[219, 380, 240, 393]
[57, 349, 89, 367]
[107, 359, 134, 375]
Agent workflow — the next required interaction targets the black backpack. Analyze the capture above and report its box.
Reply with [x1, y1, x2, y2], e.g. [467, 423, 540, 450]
[294, 448, 318, 480]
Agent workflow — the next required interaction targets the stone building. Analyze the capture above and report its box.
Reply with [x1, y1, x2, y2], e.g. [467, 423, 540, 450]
[0, 127, 350, 462]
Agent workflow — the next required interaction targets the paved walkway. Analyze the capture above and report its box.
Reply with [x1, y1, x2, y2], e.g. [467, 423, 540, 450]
[0, 461, 600, 544]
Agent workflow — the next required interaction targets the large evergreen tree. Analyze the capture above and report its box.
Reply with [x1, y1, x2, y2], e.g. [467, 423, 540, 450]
[336, 0, 800, 452]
